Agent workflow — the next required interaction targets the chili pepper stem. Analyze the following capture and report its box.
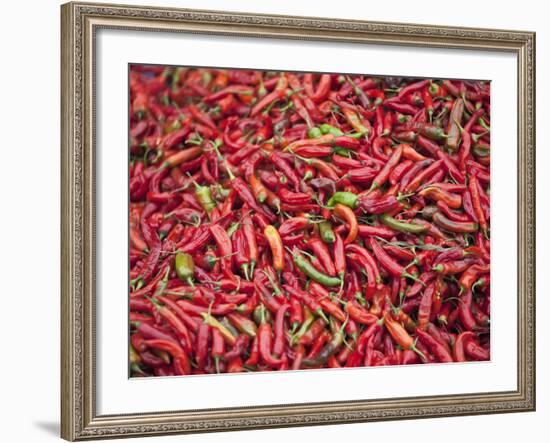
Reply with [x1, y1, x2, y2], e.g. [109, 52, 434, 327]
[411, 339, 427, 361]
[241, 264, 250, 281]
[317, 309, 329, 324]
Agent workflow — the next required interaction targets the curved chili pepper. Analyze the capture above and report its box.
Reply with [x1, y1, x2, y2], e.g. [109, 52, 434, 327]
[333, 203, 358, 245]
[417, 282, 436, 331]
[227, 312, 258, 338]
[370, 144, 403, 191]
[415, 328, 453, 363]
[384, 314, 419, 355]
[271, 303, 290, 357]
[200, 312, 237, 346]
[257, 305, 283, 367]
[446, 98, 464, 151]
[433, 260, 471, 275]
[307, 237, 337, 276]
[379, 213, 428, 234]
[358, 195, 402, 215]
[458, 289, 478, 331]
[432, 211, 479, 233]
[419, 186, 462, 209]
[264, 225, 284, 272]
[224, 334, 250, 361]
[345, 300, 378, 325]
[303, 319, 344, 367]
[143, 339, 191, 375]
[327, 191, 358, 209]
[454, 331, 475, 362]
[291, 250, 342, 288]
[404, 159, 444, 193]
[468, 175, 488, 235]
[333, 232, 346, 280]
[459, 264, 490, 291]
[464, 338, 490, 361]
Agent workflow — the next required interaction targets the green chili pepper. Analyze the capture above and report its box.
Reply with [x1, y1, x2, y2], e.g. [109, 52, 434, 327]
[129, 344, 141, 364]
[327, 191, 358, 209]
[478, 117, 491, 132]
[253, 304, 271, 325]
[175, 251, 195, 285]
[130, 362, 146, 376]
[220, 317, 240, 338]
[154, 266, 171, 296]
[333, 146, 351, 156]
[194, 184, 216, 214]
[226, 222, 240, 238]
[419, 125, 448, 141]
[308, 127, 323, 138]
[215, 184, 231, 199]
[201, 70, 212, 86]
[204, 250, 217, 269]
[291, 313, 315, 345]
[293, 253, 342, 287]
[473, 144, 490, 158]
[201, 312, 236, 346]
[320, 123, 344, 137]
[379, 213, 428, 234]
[319, 221, 336, 243]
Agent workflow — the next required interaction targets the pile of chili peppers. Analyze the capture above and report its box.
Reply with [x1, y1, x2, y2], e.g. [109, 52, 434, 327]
[129, 65, 491, 377]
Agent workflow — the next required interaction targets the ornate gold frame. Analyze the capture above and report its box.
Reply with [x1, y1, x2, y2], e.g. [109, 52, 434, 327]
[61, 2, 536, 440]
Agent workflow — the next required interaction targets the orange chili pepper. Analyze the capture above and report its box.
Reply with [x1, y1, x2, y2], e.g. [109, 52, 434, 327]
[264, 225, 284, 272]
[384, 313, 414, 350]
[333, 203, 358, 245]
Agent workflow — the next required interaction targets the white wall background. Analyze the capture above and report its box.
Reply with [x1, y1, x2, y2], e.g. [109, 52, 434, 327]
[0, 1, 545, 442]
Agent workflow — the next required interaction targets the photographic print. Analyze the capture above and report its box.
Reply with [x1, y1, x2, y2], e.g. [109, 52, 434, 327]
[62, 3, 535, 439]
[128, 65, 491, 377]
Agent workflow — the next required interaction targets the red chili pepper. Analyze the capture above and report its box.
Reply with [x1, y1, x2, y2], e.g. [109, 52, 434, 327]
[244, 335, 260, 367]
[345, 300, 378, 325]
[369, 238, 406, 278]
[304, 73, 332, 103]
[464, 337, 490, 360]
[333, 232, 346, 279]
[417, 282, 436, 331]
[459, 264, 490, 291]
[307, 237, 337, 276]
[268, 151, 301, 188]
[257, 305, 284, 367]
[143, 339, 191, 375]
[195, 323, 210, 369]
[454, 331, 475, 362]
[415, 328, 453, 363]
[370, 144, 403, 191]
[272, 304, 290, 356]
[458, 289, 478, 331]
[468, 175, 488, 235]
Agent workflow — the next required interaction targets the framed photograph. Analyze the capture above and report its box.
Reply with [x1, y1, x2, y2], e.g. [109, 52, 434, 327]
[61, 1, 536, 440]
